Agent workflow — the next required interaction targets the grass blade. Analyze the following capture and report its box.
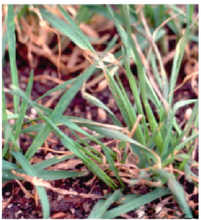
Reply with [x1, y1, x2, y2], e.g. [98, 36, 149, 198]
[11, 151, 50, 219]
[82, 90, 122, 126]
[88, 190, 122, 219]
[168, 27, 190, 107]
[7, 5, 19, 114]
[34, 78, 76, 103]
[58, 5, 95, 52]
[2, 80, 9, 140]
[10, 86, 118, 189]
[25, 64, 96, 160]
[37, 170, 89, 180]
[14, 70, 34, 139]
[33, 155, 74, 170]
[102, 188, 170, 218]
[155, 169, 192, 218]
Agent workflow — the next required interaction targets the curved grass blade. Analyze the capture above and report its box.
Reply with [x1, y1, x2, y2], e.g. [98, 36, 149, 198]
[33, 154, 74, 170]
[11, 151, 50, 219]
[102, 188, 170, 218]
[168, 27, 190, 107]
[163, 99, 198, 156]
[3, 168, 87, 181]
[10, 86, 118, 189]
[88, 190, 122, 219]
[155, 169, 192, 218]
[24, 64, 96, 160]
[162, 132, 198, 162]
[58, 5, 95, 52]
[82, 90, 122, 126]
[40, 8, 89, 51]
[75, 120, 160, 164]
[34, 78, 76, 103]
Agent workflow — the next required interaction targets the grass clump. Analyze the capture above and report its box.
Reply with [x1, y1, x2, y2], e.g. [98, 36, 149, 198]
[2, 4, 198, 219]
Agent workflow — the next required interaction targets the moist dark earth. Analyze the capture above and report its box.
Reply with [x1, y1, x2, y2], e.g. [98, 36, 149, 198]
[2, 29, 198, 218]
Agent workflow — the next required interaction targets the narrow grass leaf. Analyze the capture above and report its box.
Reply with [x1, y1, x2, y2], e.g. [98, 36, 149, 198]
[174, 101, 198, 146]
[58, 116, 124, 187]
[88, 190, 122, 219]
[116, 193, 140, 204]
[186, 5, 194, 26]
[34, 78, 76, 103]
[37, 170, 89, 180]
[77, 122, 159, 163]
[7, 5, 19, 113]
[163, 99, 197, 156]
[2, 159, 18, 170]
[121, 6, 163, 152]
[2, 81, 9, 139]
[122, 49, 149, 141]
[40, 8, 88, 51]
[102, 188, 170, 218]
[11, 151, 50, 219]
[163, 132, 198, 162]
[82, 91, 122, 126]
[58, 5, 95, 52]
[24, 64, 96, 160]
[10, 86, 118, 189]
[168, 27, 190, 107]
[155, 170, 192, 218]
[21, 123, 45, 134]
[15, 70, 33, 139]
[33, 154, 74, 170]
[75, 5, 94, 24]
[88, 199, 105, 218]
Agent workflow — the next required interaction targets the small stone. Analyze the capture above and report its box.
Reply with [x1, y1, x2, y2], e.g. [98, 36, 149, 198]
[83, 202, 91, 213]
[97, 108, 107, 121]
[86, 110, 92, 120]
[185, 108, 192, 121]
[103, 189, 108, 195]
[14, 210, 22, 218]
[31, 107, 37, 115]
[7, 203, 13, 208]
[45, 152, 54, 160]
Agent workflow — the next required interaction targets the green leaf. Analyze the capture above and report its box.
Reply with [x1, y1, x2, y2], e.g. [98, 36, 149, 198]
[11, 151, 50, 219]
[2, 80, 9, 141]
[102, 188, 170, 218]
[33, 154, 74, 170]
[37, 170, 89, 180]
[155, 169, 192, 218]
[163, 99, 198, 156]
[24, 64, 96, 160]
[168, 27, 190, 107]
[10, 86, 118, 189]
[58, 5, 95, 52]
[2, 159, 18, 170]
[88, 190, 122, 219]
[15, 70, 34, 139]
[34, 78, 76, 103]
[7, 5, 19, 114]
[186, 5, 194, 26]
[82, 90, 122, 126]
